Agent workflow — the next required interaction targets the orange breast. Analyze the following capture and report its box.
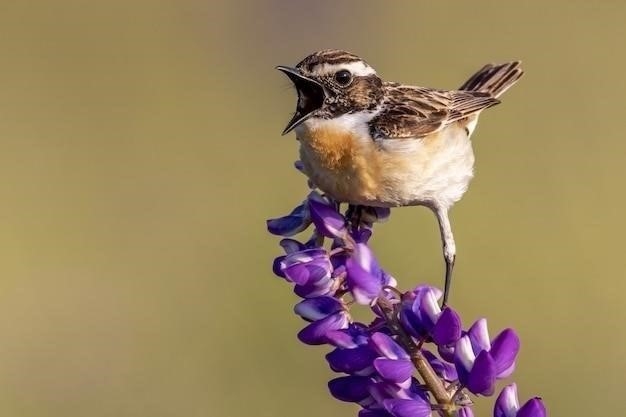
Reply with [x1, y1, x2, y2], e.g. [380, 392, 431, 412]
[298, 124, 383, 203]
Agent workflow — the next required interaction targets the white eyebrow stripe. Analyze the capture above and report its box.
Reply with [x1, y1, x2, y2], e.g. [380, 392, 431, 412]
[316, 61, 377, 77]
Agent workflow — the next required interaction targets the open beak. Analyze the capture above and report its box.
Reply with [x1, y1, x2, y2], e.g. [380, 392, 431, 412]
[276, 66, 326, 135]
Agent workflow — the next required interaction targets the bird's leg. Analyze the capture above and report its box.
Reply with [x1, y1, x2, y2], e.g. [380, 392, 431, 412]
[434, 207, 456, 308]
[346, 204, 363, 233]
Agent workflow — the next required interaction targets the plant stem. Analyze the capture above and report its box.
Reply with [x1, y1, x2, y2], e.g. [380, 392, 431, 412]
[376, 297, 458, 417]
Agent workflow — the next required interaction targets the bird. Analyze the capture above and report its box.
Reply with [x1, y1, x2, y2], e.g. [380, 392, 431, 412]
[276, 49, 523, 306]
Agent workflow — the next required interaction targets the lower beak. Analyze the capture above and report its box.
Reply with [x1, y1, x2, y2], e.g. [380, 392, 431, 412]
[276, 66, 326, 135]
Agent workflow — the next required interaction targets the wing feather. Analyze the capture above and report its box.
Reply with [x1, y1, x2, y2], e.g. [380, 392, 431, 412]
[369, 84, 499, 139]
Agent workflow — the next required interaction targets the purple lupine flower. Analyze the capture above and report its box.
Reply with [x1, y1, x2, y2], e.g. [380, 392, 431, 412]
[467, 319, 520, 379]
[266, 200, 311, 236]
[422, 349, 458, 381]
[273, 237, 317, 278]
[454, 318, 520, 396]
[325, 324, 377, 375]
[373, 379, 432, 417]
[368, 378, 419, 402]
[275, 242, 338, 298]
[307, 193, 347, 239]
[267, 173, 545, 417]
[279, 248, 332, 286]
[400, 286, 462, 346]
[494, 384, 546, 417]
[326, 343, 378, 375]
[294, 296, 343, 321]
[370, 333, 413, 385]
[279, 237, 308, 254]
[326, 322, 371, 348]
[297, 310, 350, 345]
[326, 329, 431, 417]
[293, 273, 336, 298]
[368, 377, 432, 417]
[345, 243, 384, 305]
[328, 375, 373, 404]
[382, 397, 432, 417]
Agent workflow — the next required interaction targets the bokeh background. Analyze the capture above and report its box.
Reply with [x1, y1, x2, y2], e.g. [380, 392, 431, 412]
[0, 1, 624, 416]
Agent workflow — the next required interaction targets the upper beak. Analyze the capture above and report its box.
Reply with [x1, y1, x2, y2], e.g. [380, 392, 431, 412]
[276, 66, 326, 135]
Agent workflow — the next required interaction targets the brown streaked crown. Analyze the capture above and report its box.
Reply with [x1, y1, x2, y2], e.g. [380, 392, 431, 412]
[295, 49, 363, 73]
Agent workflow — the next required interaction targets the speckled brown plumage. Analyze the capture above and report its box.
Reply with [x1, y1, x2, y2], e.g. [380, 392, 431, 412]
[369, 85, 500, 139]
[366, 61, 523, 140]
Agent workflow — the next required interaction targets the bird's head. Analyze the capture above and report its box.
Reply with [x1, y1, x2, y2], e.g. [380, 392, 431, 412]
[277, 49, 384, 135]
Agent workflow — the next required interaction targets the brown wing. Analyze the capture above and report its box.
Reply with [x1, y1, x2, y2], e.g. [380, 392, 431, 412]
[369, 83, 500, 139]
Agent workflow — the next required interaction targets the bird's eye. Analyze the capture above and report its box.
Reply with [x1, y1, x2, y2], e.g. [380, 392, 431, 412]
[334, 70, 352, 86]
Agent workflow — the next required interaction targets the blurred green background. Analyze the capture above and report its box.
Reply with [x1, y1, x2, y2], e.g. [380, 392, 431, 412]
[0, 1, 624, 416]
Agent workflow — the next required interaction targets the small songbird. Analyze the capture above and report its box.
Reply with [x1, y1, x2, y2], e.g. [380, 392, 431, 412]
[276, 50, 523, 306]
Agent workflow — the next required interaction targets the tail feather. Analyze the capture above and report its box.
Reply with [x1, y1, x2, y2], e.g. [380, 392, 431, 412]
[459, 61, 524, 98]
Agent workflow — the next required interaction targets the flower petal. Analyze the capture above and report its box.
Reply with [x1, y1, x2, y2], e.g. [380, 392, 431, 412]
[351, 243, 382, 276]
[490, 329, 520, 378]
[272, 256, 286, 278]
[293, 277, 334, 298]
[283, 248, 329, 265]
[494, 383, 519, 417]
[467, 318, 491, 353]
[346, 246, 383, 305]
[308, 197, 346, 238]
[328, 375, 371, 403]
[418, 289, 441, 327]
[297, 311, 349, 345]
[437, 343, 456, 364]
[281, 249, 331, 286]
[326, 345, 377, 374]
[455, 335, 476, 375]
[411, 285, 442, 303]
[517, 398, 546, 417]
[431, 307, 462, 346]
[466, 350, 496, 396]
[347, 266, 382, 304]
[497, 362, 517, 380]
[325, 323, 369, 348]
[294, 296, 343, 322]
[370, 333, 410, 360]
[369, 379, 420, 402]
[266, 203, 311, 236]
[373, 358, 413, 383]
[284, 262, 330, 285]
[422, 350, 458, 381]
[383, 398, 431, 417]
[279, 238, 305, 254]
[399, 307, 427, 340]
[326, 330, 358, 349]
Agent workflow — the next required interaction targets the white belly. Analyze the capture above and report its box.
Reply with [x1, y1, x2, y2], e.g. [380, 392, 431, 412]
[379, 125, 476, 209]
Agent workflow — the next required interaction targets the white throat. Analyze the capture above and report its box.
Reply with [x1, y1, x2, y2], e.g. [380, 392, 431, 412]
[296, 107, 381, 140]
